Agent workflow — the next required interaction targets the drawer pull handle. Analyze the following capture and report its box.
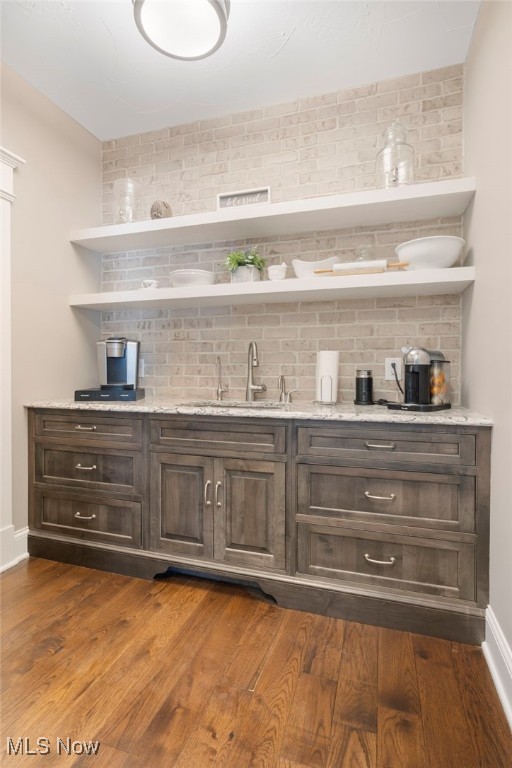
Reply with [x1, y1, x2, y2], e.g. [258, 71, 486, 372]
[364, 491, 396, 502]
[364, 553, 396, 567]
[75, 463, 97, 471]
[215, 481, 222, 508]
[75, 425, 96, 432]
[365, 441, 397, 451]
[74, 512, 96, 521]
[204, 480, 212, 507]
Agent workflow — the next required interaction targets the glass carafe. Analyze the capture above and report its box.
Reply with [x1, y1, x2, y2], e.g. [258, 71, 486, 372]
[375, 121, 414, 188]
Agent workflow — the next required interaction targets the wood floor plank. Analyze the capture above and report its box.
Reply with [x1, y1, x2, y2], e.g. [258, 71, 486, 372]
[334, 622, 379, 733]
[221, 599, 286, 691]
[0, 555, 57, 597]
[377, 627, 421, 715]
[1, 561, 96, 632]
[125, 586, 263, 764]
[452, 642, 512, 767]
[1, 576, 180, 724]
[172, 685, 253, 768]
[2, 560, 510, 768]
[1, 573, 137, 694]
[327, 725, 377, 768]
[220, 610, 317, 768]
[279, 672, 337, 767]
[413, 634, 481, 768]
[302, 615, 345, 682]
[377, 626, 427, 767]
[338, 621, 379, 685]
[377, 707, 428, 768]
[1, 576, 210, 737]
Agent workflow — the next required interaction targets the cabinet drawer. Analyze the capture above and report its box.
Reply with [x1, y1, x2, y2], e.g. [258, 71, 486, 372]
[33, 489, 142, 548]
[297, 425, 475, 466]
[297, 523, 475, 601]
[297, 464, 475, 533]
[34, 412, 142, 445]
[150, 418, 287, 455]
[34, 445, 142, 494]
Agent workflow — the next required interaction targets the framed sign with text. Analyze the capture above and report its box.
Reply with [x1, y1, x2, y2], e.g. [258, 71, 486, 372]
[217, 187, 271, 210]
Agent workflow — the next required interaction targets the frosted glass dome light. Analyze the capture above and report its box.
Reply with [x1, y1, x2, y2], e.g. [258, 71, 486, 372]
[133, 0, 230, 61]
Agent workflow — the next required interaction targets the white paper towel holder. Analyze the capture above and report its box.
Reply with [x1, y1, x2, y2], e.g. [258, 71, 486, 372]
[313, 374, 338, 406]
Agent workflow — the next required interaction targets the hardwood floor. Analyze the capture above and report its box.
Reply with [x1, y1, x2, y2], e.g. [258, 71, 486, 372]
[1, 558, 511, 767]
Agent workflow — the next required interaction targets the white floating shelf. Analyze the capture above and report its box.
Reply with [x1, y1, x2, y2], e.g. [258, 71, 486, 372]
[70, 178, 476, 255]
[69, 267, 475, 311]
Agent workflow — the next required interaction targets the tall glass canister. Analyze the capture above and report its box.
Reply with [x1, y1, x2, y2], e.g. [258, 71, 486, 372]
[113, 177, 140, 223]
[375, 121, 414, 188]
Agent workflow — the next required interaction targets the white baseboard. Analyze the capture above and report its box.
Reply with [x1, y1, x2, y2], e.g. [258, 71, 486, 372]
[0, 525, 29, 573]
[483, 605, 512, 729]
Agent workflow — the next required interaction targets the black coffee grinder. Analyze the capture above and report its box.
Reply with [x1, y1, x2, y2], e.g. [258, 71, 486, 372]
[387, 346, 451, 412]
[75, 337, 145, 402]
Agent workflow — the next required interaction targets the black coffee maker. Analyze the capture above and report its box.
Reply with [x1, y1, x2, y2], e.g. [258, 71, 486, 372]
[388, 346, 451, 412]
[404, 346, 431, 406]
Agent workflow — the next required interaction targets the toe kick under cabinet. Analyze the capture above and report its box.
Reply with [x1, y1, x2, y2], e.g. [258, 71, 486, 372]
[27, 408, 490, 643]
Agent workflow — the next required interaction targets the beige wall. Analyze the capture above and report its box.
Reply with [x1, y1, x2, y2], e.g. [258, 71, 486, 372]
[0, 62, 102, 531]
[100, 65, 465, 404]
[462, 1, 512, 646]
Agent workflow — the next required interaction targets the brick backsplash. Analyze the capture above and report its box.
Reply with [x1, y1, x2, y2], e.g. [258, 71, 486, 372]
[100, 64, 465, 405]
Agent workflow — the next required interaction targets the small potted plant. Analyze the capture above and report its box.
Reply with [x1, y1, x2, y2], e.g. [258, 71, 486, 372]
[224, 246, 266, 283]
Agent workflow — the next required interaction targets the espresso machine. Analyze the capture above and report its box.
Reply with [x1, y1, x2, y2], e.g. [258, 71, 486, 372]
[387, 346, 451, 412]
[75, 337, 145, 401]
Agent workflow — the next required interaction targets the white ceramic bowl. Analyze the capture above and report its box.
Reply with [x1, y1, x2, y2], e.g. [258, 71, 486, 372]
[292, 256, 340, 278]
[169, 269, 215, 287]
[395, 236, 465, 270]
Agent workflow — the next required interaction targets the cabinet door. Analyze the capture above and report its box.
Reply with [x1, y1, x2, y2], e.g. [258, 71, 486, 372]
[214, 458, 286, 571]
[150, 453, 214, 558]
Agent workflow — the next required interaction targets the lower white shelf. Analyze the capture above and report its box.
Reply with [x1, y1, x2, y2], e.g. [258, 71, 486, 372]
[69, 267, 475, 311]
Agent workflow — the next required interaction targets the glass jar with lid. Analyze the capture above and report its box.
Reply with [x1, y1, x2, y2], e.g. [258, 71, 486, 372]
[375, 121, 414, 188]
[113, 177, 140, 223]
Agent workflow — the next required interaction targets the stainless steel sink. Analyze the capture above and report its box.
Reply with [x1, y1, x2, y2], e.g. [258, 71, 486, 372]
[179, 400, 285, 410]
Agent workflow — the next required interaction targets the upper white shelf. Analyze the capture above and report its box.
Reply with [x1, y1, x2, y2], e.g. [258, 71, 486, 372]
[70, 267, 475, 311]
[70, 177, 476, 255]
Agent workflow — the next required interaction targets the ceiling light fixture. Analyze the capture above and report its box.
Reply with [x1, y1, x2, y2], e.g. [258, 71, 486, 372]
[133, 0, 230, 61]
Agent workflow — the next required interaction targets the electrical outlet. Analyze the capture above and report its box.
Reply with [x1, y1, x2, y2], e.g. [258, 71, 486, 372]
[385, 357, 402, 381]
[139, 358, 145, 378]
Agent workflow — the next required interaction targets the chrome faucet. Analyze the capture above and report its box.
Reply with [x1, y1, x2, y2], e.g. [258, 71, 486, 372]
[215, 356, 229, 401]
[246, 341, 267, 401]
[278, 375, 297, 404]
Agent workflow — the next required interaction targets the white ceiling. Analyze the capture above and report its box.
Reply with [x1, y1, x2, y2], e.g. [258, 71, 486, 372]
[1, 0, 480, 141]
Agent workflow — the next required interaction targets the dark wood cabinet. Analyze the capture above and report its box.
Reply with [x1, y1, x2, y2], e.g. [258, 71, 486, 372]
[293, 419, 490, 642]
[149, 425, 287, 572]
[27, 408, 491, 643]
[29, 409, 145, 551]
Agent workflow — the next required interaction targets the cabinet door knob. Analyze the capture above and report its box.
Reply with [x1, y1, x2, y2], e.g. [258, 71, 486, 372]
[204, 480, 212, 506]
[364, 441, 397, 451]
[75, 425, 96, 431]
[364, 553, 396, 567]
[74, 512, 96, 521]
[215, 481, 222, 508]
[75, 463, 97, 471]
[364, 491, 396, 502]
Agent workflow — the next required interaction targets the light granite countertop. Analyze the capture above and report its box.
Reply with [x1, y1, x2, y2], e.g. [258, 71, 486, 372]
[25, 398, 493, 427]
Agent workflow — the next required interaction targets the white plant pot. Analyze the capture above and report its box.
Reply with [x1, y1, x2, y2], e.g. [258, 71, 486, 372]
[230, 266, 261, 283]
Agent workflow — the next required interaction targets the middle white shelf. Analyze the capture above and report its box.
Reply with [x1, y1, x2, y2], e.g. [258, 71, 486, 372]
[69, 267, 475, 311]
